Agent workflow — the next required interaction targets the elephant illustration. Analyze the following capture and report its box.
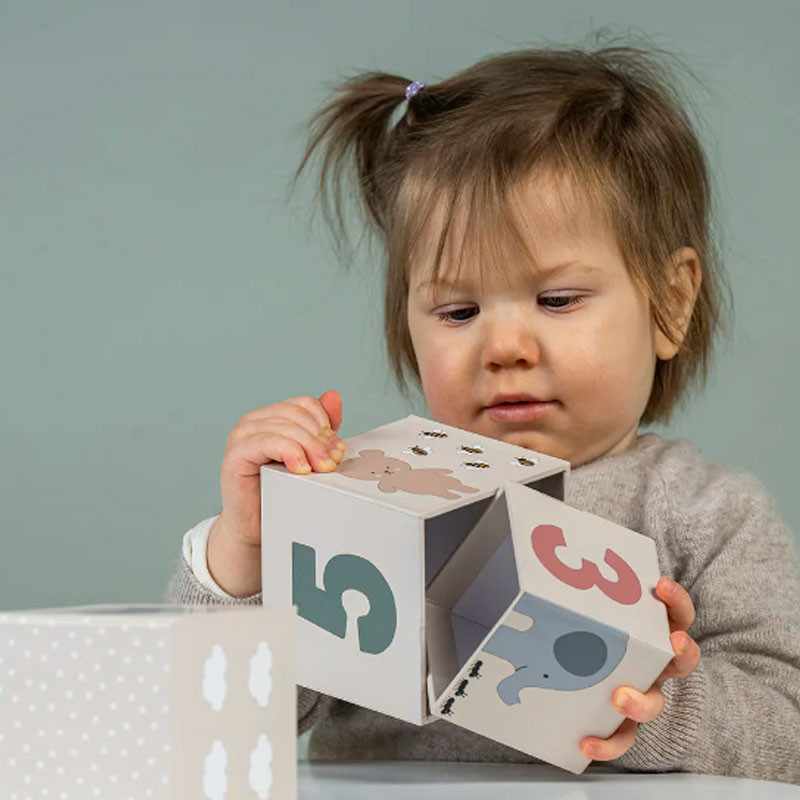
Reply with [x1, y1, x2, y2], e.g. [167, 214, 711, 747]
[482, 593, 629, 704]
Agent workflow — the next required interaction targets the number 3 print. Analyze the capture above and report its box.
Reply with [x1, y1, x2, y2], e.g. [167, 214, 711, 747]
[530, 524, 642, 605]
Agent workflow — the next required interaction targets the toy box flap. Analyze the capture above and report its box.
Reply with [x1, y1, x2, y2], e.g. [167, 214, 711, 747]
[261, 414, 568, 519]
[505, 481, 671, 656]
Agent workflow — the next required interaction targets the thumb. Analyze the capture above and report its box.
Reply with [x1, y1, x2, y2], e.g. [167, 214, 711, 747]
[318, 389, 343, 433]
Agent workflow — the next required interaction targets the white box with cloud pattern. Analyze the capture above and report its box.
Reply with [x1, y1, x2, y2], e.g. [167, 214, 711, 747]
[0, 604, 296, 799]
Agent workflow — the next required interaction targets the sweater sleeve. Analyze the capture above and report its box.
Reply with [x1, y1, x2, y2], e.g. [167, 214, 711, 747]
[610, 469, 800, 784]
[163, 522, 326, 735]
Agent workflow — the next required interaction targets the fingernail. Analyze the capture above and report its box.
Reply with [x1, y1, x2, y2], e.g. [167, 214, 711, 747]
[321, 458, 337, 469]
[614, 690, 631, 713]
[582, 744, 596, 757]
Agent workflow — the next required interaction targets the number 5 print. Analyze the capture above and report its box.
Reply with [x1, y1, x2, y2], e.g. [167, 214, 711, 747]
[530, 524, 642, 605]
[291, 542, 398, 654]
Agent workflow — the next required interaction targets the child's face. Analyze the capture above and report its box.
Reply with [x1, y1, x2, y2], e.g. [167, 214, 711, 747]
[406, 174, 677, 468]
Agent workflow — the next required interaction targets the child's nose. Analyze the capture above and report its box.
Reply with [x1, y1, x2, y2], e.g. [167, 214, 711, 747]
[481, 319, 542, 369]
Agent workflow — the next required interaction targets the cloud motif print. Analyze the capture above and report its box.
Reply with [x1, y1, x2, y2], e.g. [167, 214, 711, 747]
[203, 643, 228, 711]
[203, 739, 228, 800]
[248, 734, 274, 799]
[248, 640, 273, 708]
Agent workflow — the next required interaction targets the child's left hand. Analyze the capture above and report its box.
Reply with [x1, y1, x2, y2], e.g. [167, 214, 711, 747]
[579, 576, 701, 761]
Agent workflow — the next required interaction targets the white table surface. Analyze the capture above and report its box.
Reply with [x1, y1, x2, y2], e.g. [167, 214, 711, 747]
[298, 761, 800, 799]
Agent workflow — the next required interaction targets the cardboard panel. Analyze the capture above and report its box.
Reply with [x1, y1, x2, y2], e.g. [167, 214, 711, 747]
[172, 607, 296, 799]
[505, 481, 672, 656]
[261, 414, 568, 519]
[0, 605, 296, 798]
[261, 471, 426, 724]
[428, 593, 667, 774]
[424, 479, 673, 773]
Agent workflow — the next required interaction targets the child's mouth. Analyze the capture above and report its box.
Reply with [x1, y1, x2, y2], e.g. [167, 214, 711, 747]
[486, 400, 556, 422]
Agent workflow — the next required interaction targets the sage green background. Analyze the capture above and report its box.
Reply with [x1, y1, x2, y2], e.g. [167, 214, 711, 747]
[2, 0, 798, 619]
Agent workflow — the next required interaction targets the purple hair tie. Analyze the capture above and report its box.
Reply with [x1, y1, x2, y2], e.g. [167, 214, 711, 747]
[405, 80, 427, 101]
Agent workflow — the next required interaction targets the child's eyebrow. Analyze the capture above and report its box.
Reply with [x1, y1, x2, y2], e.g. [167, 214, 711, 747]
[415, 261, 603, 292]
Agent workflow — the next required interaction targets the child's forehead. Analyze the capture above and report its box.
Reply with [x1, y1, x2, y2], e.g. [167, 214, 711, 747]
[409, 171, 616, 285]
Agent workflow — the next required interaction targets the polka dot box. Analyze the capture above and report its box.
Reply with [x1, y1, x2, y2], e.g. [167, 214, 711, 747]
[0, 603, 296, 799]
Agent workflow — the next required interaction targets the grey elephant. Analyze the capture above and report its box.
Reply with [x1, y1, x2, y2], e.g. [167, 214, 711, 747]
[482, 593, 629, 704]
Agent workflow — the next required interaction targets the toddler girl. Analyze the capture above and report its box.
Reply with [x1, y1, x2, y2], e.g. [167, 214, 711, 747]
[165, 42, 800, 783]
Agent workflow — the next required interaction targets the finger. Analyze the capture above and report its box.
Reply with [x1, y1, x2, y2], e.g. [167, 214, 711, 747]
[658, 631, 702, 682]
[239, 396, 331, 432]
[655, 577, 696, 631]
[612, 684, 665, 724]
[231, 403, 344, 452]
[318, 389, 343, 433]
[286, 394, 339, 431]
[581, 718, 639, 761]
[260, 418, 345, 472]
[227, 421, 341, 475]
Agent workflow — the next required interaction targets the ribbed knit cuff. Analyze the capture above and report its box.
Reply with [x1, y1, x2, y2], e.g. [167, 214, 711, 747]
[609, 661, 707, 773]
[164, 554, 263, 606]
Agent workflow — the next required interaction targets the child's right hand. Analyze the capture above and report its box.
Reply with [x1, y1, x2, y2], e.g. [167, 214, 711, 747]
[214, 389, 346, 549]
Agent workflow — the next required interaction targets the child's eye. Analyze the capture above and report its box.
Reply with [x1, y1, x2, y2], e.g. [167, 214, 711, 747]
[435, 295, 585, 325]
[539, 294, 586, 310]
[435, 306, 478, 325]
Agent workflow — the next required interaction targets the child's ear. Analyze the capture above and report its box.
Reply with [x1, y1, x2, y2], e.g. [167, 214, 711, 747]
[654, 246, 702, 361]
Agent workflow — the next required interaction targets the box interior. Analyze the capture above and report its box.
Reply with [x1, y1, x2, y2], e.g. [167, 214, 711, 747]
[424, 498, 493, 585]
[424, 471, 564, 586]
[425, 472, 565, 702]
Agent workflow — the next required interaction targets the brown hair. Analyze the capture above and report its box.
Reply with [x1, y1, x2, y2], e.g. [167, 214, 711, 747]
[286, 36, 733, 426]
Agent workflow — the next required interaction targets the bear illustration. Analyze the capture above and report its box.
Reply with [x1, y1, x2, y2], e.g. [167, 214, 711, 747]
[337, 449, 480, 500]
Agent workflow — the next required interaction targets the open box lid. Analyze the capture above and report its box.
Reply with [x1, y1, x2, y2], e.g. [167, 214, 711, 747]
[261, 414, 569, 519]
[426, 480, 672, 705]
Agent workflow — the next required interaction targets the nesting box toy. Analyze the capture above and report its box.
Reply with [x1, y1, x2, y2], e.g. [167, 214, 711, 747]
[260, 414, 568, 724]
[0, 604, 296, 799]
[425, 480, 673, 773]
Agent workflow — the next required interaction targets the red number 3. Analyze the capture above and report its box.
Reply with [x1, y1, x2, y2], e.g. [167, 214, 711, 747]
[531, 524, 642, 605]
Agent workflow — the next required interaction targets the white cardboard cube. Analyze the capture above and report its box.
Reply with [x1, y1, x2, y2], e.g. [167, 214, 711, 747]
[425, 480, 673, 773]
[260, 414, 568, 724]
[0, 603, 296, 799]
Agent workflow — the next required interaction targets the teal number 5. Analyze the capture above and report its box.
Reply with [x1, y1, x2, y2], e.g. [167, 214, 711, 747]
[291, 542, 398, 655]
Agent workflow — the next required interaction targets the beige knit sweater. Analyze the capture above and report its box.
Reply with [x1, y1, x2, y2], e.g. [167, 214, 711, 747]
[165, 432, 800, 784]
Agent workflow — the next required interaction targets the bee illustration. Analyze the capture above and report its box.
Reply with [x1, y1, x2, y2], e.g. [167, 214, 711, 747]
[404, 445, 430, 456]
[512, 456, 538, 467]
[458, 445, 484, 455]
[468, 660, 483, 679]
[420, 430, 448, 439]
[455, 679, 469, 697]
[440, 697, 455, 716]
[462, 461, 490, 470]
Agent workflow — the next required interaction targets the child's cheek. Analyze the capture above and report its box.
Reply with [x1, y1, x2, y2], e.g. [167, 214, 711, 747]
[417, 353, 474, 425]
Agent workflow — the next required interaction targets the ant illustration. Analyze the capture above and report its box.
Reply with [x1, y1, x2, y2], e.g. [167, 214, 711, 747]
[468, 660, 483, 679]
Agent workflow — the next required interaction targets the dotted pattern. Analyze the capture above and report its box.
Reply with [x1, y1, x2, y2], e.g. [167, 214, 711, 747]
[0, 614, 171, 799]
